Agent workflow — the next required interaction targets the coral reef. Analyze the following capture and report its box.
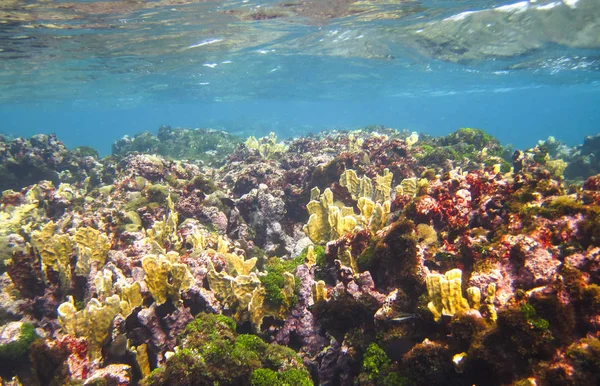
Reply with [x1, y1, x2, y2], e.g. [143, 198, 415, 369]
[0, 126, 599, 385]
[112, 125, 242, 166]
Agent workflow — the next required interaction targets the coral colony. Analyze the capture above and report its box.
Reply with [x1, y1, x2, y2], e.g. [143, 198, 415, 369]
[0, 126, 599, 385]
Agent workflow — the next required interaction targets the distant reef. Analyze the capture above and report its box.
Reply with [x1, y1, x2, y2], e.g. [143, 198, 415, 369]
[0, 126, 599, 386]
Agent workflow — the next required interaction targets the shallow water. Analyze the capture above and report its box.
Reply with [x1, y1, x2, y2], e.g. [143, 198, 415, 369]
[1, 0, 599, 152]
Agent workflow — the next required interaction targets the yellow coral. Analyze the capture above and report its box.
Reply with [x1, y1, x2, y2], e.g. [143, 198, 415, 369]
[141, 252, 194, 305]
[303, 187, 333, 243]
[466, 287, 481, 310]
[207, 253, 295, 331]
[427, 270, 497, 323]
[245, 132, 287, 159]
[74, 226, 110, 276]
[339, 169, 373, 201]
[146, 195, 180, 251]
[118, 281, 143, 317]
[369, 201, 390, 234]
[94, 269, 113, 298]
[373, 168, 393, 203]
[248, 272, 295, 331]
[133, 344, 151, 378]
[313, 280, 328, 302]
[231, 273, 261, 320]
[484, 283, 497, 322]
[31, 221, 73, 289]
[357, 197, 390, 234]
[426, 269, 471, 322]
[224, 252, 257, 277]
[304, 187, 359, 243]
[338, 247, 359, 274]
[57, 295, 121, 360]
[206, 263, 236, 308]
[395, 177, 418, 197]
[328, 205, 358, 240]
[305, 245, 316, 268]
[406, 132, 419, 147]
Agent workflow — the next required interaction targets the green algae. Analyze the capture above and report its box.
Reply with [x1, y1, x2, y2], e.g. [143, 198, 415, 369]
[416, 128, 506, 169]
[362, 343, 391, 381]
[146, 184, 170, 204]
[0, 322, 38, 360]
[259, 255, 304, 307]
[144, 313, 312, 386]
[520, 304, 550, 331]
[251, 368, 313, 386]
[112, 126, 243, 166]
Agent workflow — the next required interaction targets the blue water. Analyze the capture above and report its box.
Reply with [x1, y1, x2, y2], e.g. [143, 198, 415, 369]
[1, 0, 599, 154]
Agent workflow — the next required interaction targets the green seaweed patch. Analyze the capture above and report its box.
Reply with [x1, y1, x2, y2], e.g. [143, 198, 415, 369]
[147, 314, 300, 386]
[179, 313, 237, 349]
[358, 343, 412, 385]
[260, 255, 305, 307]
[72, 146, 100, 159]
[362, 343, 391, 381]
[356, 240, 377, 271]
[520, 304, 550, 331]
[567, 337, 600, 374]
[235, 334, 267, 354]
[445, 128, 497, 148]
[251, 368, 313, 386]
[145, 311, 312, 385]
[262, 344, 305, 372]
[146, 184, 170, 204]
[576, 206, 600, 248]
[537, 196, 587, 219]
[188, 175, 218, 195]
[259, 270, 287, 307]
[0, 322, 39, 361]
[123, 194, 149, 212]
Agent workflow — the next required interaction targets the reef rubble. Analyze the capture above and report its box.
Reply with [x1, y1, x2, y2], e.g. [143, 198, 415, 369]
[0, 127, 599, 386]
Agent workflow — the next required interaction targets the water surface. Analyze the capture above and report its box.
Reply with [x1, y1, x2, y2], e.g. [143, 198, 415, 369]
[1, 0, 599, 153]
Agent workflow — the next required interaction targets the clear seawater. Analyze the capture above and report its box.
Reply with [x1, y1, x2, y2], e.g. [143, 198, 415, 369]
[1, 0, 599, 155]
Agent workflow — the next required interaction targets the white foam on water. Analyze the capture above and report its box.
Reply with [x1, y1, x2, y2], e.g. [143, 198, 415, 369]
[495, 1, 530, 13]
[185, 38, 223, 50]
[536, 2, 561, 10]
[563, 0, 580, 8]
[443, 10, 478, 22]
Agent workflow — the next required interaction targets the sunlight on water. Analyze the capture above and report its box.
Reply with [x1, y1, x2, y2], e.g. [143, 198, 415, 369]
[0, 0, 599, 150]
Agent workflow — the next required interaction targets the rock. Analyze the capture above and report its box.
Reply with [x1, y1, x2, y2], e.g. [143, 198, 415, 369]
[83, 364, 131, 385]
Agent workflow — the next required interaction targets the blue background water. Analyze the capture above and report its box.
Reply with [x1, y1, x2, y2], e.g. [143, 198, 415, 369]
[2, 85, 599, 155]
[1, 0, 599, 155]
